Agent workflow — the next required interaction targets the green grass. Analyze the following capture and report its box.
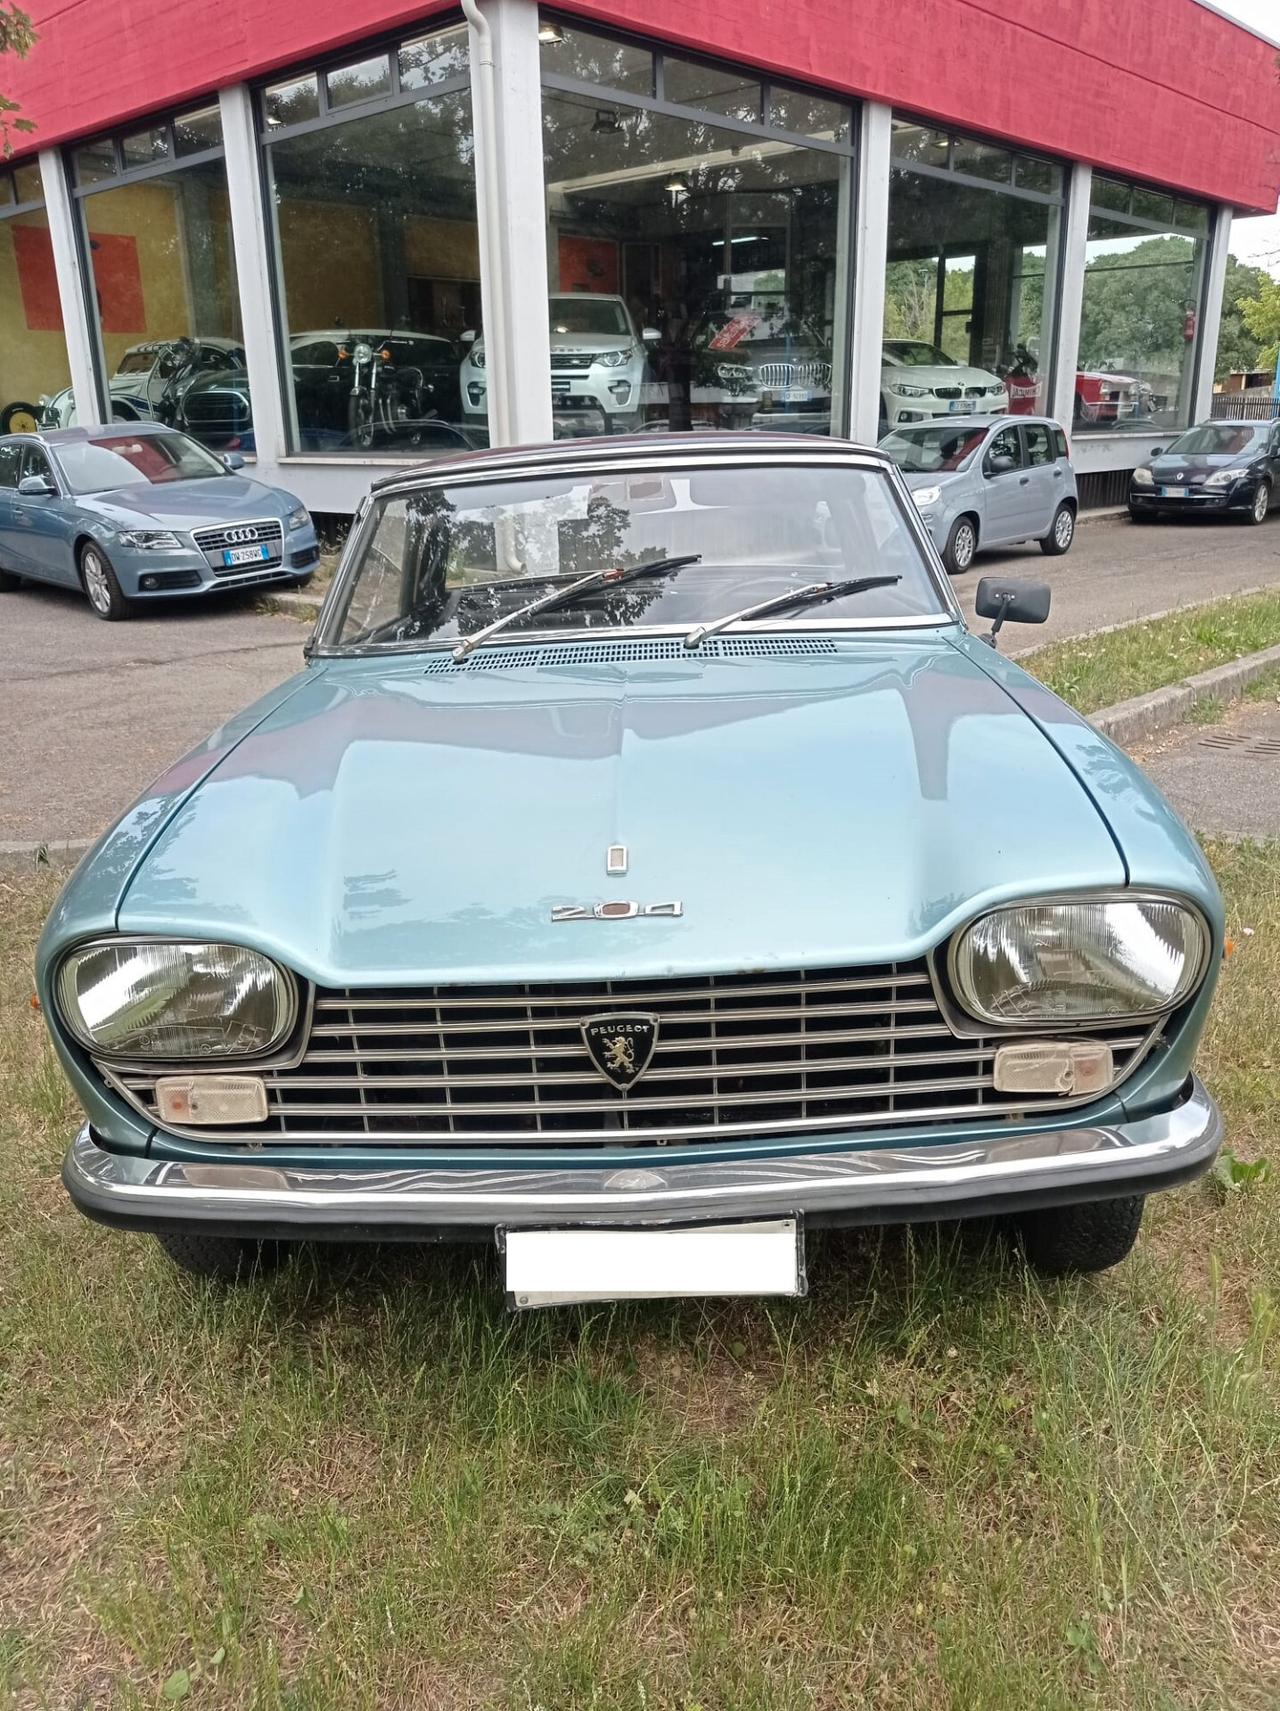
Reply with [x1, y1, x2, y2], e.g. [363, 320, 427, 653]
[1020, 589, 1280, 715]
[1, 848, 1277, 1710]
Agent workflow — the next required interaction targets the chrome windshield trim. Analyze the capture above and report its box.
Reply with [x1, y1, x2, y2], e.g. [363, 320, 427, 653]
[309, 613, 959, 661]
[63, 1080, 1221, 1230]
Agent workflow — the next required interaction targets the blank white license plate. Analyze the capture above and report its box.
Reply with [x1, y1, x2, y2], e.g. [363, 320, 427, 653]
[503, 1218, 804, 1309]
[222, 543, 271, 566]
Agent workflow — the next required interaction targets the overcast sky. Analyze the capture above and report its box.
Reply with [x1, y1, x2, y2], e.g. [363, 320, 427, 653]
[1204, 0, 1280, 269]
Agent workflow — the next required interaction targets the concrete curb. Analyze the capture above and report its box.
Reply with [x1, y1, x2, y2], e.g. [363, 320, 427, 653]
[263, 590, 323, 621]
[1090, 642, 1280, 746]
[0, 836, 95, 874]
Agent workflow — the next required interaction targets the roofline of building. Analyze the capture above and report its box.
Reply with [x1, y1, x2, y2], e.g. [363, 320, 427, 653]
[1190, 0, 1280, 52]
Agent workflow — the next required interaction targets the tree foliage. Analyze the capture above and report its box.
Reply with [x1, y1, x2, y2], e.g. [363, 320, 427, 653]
[1, 0, 35, 157]
[1239, 270, 1280, 374]
[1215, 255, 1271, 380]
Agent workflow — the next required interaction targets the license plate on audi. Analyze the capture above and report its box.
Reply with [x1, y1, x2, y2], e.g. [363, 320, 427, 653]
[501, 1218, 805, 1308]
[222, 543, 271, 567]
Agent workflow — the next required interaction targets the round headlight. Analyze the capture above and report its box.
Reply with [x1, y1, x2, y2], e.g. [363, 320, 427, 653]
[56, 939, 296, 1060]
[949, 898, 1208, 1025]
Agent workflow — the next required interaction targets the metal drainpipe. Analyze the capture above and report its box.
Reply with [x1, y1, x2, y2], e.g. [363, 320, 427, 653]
[461, 0, 511, 444]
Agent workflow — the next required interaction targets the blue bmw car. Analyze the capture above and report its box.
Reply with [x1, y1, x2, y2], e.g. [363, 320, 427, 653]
[38, 434, 1223, 1302]
[0, 422, 319, 620]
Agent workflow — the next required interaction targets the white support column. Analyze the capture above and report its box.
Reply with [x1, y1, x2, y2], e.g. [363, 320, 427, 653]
[218, 83, 289, 470]
[1192, 206, 1232, 423]
[847, 102, 891, 446]
[39, 148, 100, 423]
[1049, 162, 1091, 432]
[466, 0, 552, 447]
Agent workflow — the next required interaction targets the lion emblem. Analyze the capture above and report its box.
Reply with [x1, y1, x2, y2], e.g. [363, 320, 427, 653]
[604, 1035, 636, 1074]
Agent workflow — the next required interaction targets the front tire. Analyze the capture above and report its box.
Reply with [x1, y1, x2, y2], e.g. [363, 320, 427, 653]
[79, 542, 135, 621]
[1040, 501, 1076, 556]
[1129, 507, 1156, 524]
[154, 1230, 288, 1282]
[1246, 480, 1270, 525]
[942, 514, 978, 575]
[1013, 1195, 1145, 1277]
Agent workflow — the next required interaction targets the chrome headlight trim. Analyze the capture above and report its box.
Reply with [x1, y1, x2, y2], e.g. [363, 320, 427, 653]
[54, 936, 301, 1065]
[941, 890, 1213, 1031]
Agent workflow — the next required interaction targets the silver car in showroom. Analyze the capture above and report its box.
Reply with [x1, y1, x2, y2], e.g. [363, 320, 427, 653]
[0, 423, 318, 620]
[880, 414, 1078, 574]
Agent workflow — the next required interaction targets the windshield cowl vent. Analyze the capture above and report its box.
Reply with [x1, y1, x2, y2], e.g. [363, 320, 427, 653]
[419, 637, 841, 673]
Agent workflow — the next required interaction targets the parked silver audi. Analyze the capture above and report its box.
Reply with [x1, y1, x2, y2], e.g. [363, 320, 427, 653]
[880, 414, 1078, 574]
[0, 423, 318, 620]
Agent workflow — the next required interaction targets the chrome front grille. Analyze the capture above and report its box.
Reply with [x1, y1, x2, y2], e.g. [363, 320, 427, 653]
[192, 518, 284, 573]
[107, 963, 1151, 1147]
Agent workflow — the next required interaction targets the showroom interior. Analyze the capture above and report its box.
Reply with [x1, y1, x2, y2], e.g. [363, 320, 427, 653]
[0, 0, 1276, 515]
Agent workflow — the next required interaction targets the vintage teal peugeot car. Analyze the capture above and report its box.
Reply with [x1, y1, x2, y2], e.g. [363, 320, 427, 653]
[40, 434, 1223, 1304]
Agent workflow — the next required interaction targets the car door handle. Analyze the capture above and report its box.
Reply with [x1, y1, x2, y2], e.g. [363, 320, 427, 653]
[1054, 468, 1064, 478]
[1019, 476, 1031, 485]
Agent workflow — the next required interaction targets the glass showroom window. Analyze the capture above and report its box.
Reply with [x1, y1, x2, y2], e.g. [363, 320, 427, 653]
[259, 24, 486, 456]
[1078, 179, 1209, 435]
[883, 121, 1064, 430]
[535, 17, 853, 439]
[69, 108, 250, 451]
[0, 163, 73, 435]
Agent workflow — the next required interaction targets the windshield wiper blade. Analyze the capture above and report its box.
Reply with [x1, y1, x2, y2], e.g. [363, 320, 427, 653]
[683, 576, 902, 649]
[452, 554, 700, 661]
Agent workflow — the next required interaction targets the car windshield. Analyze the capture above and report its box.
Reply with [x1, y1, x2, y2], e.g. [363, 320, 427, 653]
[1163, 423, 1267, 458]
[880, 424, 990, 474]
[548, 297, 630, 337]
[883, 341, 956, 368]
[114, 350, 156, 375]
[56, 432, 229, 494]
[327, 461, 946, 653]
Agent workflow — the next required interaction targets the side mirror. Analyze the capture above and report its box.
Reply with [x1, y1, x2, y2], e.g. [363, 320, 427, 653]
[986, 453, 1018, 477]
[460, 329, 477, 346]
[641, 326, 661, 345]
[975, 577, 1051, 648]
[221, 452, 246, 471]
[1149, 447, 1164, 457]
[17, 474, 56, 497]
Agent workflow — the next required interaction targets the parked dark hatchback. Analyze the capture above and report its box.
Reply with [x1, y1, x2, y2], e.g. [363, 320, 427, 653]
[1129, 418, 1280, 524]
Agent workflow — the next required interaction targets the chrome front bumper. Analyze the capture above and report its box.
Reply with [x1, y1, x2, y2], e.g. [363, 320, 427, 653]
[64, 1080, 1221, 1239]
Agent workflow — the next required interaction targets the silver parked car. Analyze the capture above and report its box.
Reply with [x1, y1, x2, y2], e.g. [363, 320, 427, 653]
[0, 423, 318, 620]
[880, 414, 1078, 574]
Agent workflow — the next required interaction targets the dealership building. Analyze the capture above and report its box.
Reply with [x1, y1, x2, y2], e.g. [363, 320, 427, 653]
[2, 0, 1278, 513]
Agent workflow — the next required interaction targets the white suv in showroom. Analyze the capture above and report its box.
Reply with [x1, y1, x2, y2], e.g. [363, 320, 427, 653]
[881, 339, 1007, 430]
[461, 294, 658, 433]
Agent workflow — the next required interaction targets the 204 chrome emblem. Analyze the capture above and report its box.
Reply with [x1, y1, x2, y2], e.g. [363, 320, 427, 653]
[582, 1012, 660, 1090]
[224, 526, 260, 544]
[551, 900, 683, 922]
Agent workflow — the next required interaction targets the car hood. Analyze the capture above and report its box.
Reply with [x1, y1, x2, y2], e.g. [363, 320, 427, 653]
[901, 468, 972, 491]
[885, 364, 1001, 389]
[548, 332, 634, 358]
[1150, 452, 1257, 478]
[76, 476, 285, 527]
[116, 636, 1127, 986]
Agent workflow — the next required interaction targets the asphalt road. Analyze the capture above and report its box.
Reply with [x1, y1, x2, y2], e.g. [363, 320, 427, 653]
[1132, 694, 1280, 840]
[0, 582, 305, 847]
[952, 509, 1280, 651]
[3, 509, 1280, 847]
